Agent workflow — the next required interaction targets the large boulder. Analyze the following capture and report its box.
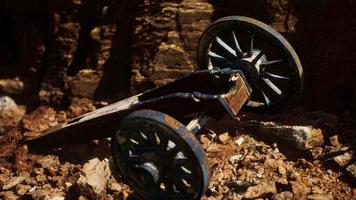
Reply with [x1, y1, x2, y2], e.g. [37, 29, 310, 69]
[0, 96, 26, 134]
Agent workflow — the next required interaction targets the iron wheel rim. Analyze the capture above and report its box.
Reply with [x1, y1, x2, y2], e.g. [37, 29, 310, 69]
[197, 16, 304, 111]
[111, 110, 209, 200]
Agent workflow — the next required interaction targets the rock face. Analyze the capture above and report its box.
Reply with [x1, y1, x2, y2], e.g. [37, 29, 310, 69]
[131, 0, 213, 91]
[0, 0, 356, 115]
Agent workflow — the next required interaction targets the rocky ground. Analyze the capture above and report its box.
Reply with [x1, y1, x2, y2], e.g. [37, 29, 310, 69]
[0, 96, 355, 200]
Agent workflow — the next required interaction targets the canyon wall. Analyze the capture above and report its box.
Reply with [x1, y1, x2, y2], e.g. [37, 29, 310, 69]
[0, 0, 355, 115]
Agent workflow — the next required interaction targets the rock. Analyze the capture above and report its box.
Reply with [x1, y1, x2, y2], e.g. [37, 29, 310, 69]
[297, 158, 314, 169]
[290, 180, 310, 199]
[234, 137, 244, 146]
[0, 78, 24, 94]
[15, 184, 31, 196]
[36, 155, 60, 169]
[38, 87, 65, 105]
[75, 158, 111, 198]
[273, 191, 294, 200]
[107, 179, 122, 193]
[276, 178, 289, 186]
[199, 135, 210, 145]
[307, 194, 332, 200]
[69, 69, 102, 98]
[29, 189, 51, 200]
[50, 196, 65, 200]
[0, 96, 26, 133]
[311, 186, 323, 195]
[227, 180, 253, 192]
[0, 191, 19, 200]
[230, 154, 243, 162]
[14, 145, 29, 172]
[68, 97, 96, 117]
[332, 152, 353, 168]
[278, 165, 287, 176]
[310, 147, 324, 160]
[22, 106, 58, 133]
[167, 31, 180, 44]
[35, 155, 60, 175]
[56, 111, 67, 123]
[0, 96, 17, 110]
[346, 163, 356, 180]
[131, 0, 213, 90]
[2, 176, 26, 190]
[150, 43, 194, 85]
[264, 157, 280, 170]
[245, 121, 324, 150]
[218, 132, 230, 143]
[329, 135, 341, 147]
[78, 196, 89, 200]
[177, 0, 213, 51]
[243, 182, 277, 199]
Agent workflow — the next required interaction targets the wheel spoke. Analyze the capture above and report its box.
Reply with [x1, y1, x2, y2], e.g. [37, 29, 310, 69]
[251, 51, 264, 65]
[147, 132, 158, 146]
[178, 170, 193, 182]
[261, 71, 290, 81]
[262, 78, 282, 95]
[231, 31, 243, 57]
[261, 59, 283, 66]
[174, 157, 188, 165]
[215, 36, 237, 57]
[130, 138, 140, 145]
[139, 131, 148, 140]
[246, 100, 264, 107]
[154, 132, 161, 145]
[208, 51, 234, 65]
[249, 33, 254, 55]
[174, 178, 188, 192]
[133, 133, 150, 147]
[260, 89, 271, 105]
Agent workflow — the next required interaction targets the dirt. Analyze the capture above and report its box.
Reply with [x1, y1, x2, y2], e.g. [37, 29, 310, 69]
[0, 105, 355, 199]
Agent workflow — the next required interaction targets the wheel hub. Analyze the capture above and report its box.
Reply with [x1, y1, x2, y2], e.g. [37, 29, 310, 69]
[136, 162, 160, 184]
[137, 152, 161, 182]
[235, 49, 266, 83]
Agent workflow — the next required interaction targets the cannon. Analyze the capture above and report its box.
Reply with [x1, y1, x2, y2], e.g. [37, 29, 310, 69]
[26, 16, 304, 199]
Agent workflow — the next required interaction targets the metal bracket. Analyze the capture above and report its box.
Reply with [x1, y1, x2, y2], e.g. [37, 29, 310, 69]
[186, 114, 210, 135]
